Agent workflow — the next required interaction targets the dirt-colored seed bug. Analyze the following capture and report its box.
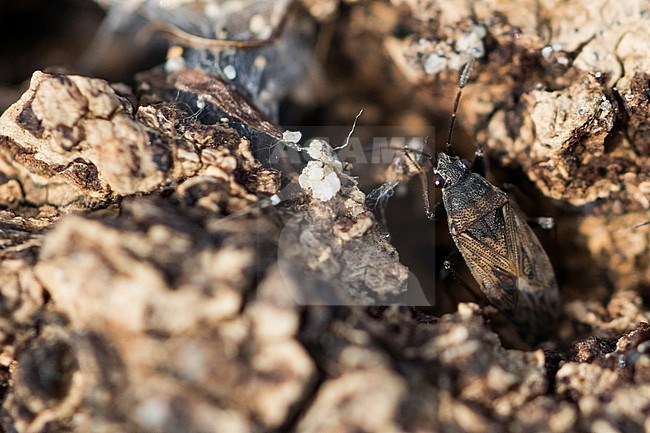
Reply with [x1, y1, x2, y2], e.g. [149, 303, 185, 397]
[411, 59, 560, 339]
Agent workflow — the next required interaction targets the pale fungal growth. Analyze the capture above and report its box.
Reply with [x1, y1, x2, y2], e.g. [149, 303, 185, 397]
[541, 45, 554, 60]
[223, 65, 237, 80]
[281, 130, 302, 147]
[298, 140, 344, 202]
[557, 56, 570, 66]
[305, 139, 329, 160]
[424, 53, 447, 75]
[298, 161, 342, 202]
[278, 131, 346, 201]
[288, 110, 360, 202]
[249, 14, 268, 36]
[599, 95, 612, 109]
[164, 46, 186, 73]
[421, 25, 487, 75]
[456, 25, 487, 59]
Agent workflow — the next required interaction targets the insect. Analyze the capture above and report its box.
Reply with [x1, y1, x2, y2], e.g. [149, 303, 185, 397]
[409, 60, 559, 338]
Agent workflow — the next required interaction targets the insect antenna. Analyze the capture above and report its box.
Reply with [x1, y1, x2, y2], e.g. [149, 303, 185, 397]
[445, 58, 475, 156]
[442, 257, 485, 304]
[629, 221, 650, 231]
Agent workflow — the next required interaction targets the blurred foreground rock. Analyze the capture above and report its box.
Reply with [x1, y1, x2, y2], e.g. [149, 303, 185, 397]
[0, 0, 649, 432]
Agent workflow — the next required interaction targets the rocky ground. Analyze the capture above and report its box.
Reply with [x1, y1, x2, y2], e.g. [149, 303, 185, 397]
[0, 1, 649, 432]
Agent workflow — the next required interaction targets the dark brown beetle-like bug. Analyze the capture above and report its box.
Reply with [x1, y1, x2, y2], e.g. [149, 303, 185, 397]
[416, 60, 559, 337]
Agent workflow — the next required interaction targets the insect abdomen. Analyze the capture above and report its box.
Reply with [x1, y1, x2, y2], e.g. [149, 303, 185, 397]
[443, 174, 559, 336]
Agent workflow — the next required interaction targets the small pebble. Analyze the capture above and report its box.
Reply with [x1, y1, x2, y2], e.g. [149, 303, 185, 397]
[223, 65, 237, 80]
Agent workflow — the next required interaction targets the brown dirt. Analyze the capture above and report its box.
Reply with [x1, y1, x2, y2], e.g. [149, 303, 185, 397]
[0, 1, 649, 432]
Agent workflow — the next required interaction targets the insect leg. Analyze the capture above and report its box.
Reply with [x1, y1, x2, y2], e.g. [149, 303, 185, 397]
[501, 183, 556, 231]
[527, 217, 556, 230]
[501, 182, 533, 207]
[470, 147, 486, 177]
[528, 216, 558, 245]
[440, 249, 485, 304]
[402, 148, 438, 220]
[440, 252, 525, 343]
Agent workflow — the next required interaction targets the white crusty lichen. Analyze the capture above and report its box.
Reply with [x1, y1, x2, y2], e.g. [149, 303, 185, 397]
[454, 25, 486, 60]
[281, 130, 302, 146]
[299, 161, 341, 202]
[423, 53, 448, 75]
[420, 25, 487, 75]
[298, 140, 344, 202]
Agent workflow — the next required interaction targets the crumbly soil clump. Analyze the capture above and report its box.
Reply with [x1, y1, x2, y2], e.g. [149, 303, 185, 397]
[0, 0, 649, 432]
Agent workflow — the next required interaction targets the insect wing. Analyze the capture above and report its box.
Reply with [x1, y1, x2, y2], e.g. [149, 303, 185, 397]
[502, 201, 559, 330]
[453, 207, 521, 314]
[452, 200, 558, 334]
